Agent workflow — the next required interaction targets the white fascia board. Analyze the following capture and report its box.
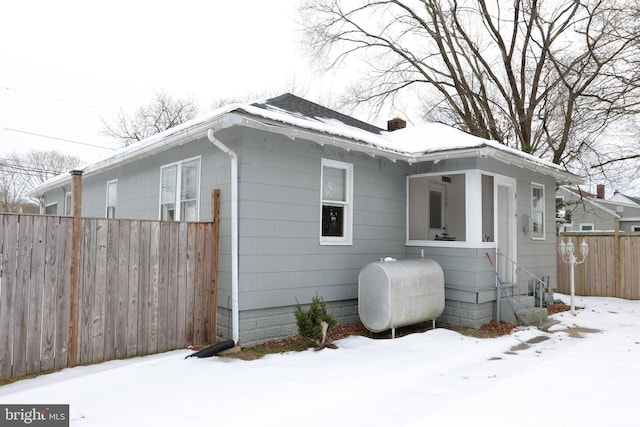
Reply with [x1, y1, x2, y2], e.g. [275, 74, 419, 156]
[490, 150, 583, 185]
[411, 147, 496, 164]
[231, 113, 407, 163]
[28, 113, 240, 197]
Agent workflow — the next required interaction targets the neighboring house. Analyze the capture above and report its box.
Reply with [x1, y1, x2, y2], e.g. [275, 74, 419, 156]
[2, 201, 40, 214]
[557, 185, 640, 233]
[30, 94, 581, 346]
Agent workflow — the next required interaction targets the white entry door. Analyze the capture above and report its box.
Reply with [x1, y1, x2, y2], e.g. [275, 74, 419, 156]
[496, 179, 516, 288]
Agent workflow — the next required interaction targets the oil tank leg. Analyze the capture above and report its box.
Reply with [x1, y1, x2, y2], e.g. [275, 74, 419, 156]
[432, 318, 436, 329]
[392, 326, 396, 339]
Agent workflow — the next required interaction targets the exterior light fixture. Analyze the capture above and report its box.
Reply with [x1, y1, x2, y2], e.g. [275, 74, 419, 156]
[558, 239, 589, 315]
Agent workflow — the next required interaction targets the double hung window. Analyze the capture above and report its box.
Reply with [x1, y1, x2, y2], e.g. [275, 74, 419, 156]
[320, 159, 353, 245]
[160, 157, 200, 221]
[531, 183, 545, 239]
[64, 192, 72, 216]
[106, 180, 117, 218]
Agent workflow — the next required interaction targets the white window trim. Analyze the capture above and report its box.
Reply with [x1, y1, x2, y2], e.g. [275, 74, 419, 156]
[406, 169, 510, 248]
[44, 202, 58, 215]
[531, 182, 545, 240]
[320, 158, 353, 245]
[558, 223, 573, 233]
[159, 156, 201, 221]
[632, 225, 640, 232]
[579, 223, 595, 231]
[556, 195, 566, 220]
[106, 179, 118, 218]
[64, 192, 72, 216]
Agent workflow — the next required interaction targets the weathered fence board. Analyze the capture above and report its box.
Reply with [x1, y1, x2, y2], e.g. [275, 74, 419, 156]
[27, 216, 46, 376]
[137, 220, 150, 356]
[54, 218, 72, 371]
[14, 216, 32, 378]
[166, 223, 179, 349]
[103, 219, 118, 362]
[0, 213, 217, 382]
[115, 220, 130, 359]
[0, 215, 18, 379]
[557, 233, 640, 300]
[42, 217, 59, 372]
[176, 222, 188, 347]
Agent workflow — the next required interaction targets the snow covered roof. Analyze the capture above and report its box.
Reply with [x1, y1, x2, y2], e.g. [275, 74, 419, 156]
[608, 192, 640, 206]
[29, 93, 582, 196]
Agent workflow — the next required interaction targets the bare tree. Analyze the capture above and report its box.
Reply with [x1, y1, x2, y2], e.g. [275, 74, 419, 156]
[0, 150, 81, 212]
[102, 90, 199, 147]
[300, 0, 640, 171]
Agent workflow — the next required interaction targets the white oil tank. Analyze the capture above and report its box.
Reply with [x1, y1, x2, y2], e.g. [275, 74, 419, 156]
[358, 258, 445, 333]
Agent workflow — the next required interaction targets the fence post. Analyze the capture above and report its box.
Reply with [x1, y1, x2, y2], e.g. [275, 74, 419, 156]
[614, 217, 621, 298]
[210, 189, 220, 343]
[68, 169, 83, 367]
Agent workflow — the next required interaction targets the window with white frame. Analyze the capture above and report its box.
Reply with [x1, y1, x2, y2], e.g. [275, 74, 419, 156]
[556, 196, 565, 221]
[160, 157, 200, 221]
[106, 180, 117, 218]
[64, 192, 72, 216]
[407, 173, 466, 242]
[557, 223, 572, 234]
[45, 203, 57, 215]
[320, 159, 353, 245]
[580, 223, 594, 231]
[531, 183, 545, 239]
[632, 225, 640, 232]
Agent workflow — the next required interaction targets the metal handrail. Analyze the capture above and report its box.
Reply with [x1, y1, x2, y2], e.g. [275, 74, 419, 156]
[496, 251, 549, 325]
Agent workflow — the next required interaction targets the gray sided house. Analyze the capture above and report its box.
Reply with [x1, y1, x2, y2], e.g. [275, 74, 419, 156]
[557, 185, 640, 233]
[31, 94, 581, 346]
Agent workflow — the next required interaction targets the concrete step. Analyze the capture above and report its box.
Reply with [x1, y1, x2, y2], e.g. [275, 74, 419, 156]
[499, 296, 549, 326]
[515, 307, 548, 326]
[499, 296, 533, 324]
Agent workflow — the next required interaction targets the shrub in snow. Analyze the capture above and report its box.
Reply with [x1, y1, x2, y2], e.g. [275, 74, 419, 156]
[294, 294, 337, 347]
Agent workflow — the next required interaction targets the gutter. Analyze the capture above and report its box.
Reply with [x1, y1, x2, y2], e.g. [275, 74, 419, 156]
[229, 112, 582, 185]
[27, 106, 242, 197]
[207, 126, 240, 345]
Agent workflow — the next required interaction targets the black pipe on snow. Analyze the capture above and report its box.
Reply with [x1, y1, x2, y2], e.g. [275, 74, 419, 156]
[185, 339, 235, 359]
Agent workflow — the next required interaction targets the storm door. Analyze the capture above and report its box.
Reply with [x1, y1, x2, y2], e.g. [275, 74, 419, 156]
[496, 180, 516, 288]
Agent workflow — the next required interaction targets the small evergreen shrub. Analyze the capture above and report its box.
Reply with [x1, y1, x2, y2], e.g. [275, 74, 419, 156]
[294, 294, 338, 344]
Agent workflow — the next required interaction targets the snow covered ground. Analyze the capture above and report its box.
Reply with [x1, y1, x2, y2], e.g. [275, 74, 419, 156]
[1, 293, 638, 426]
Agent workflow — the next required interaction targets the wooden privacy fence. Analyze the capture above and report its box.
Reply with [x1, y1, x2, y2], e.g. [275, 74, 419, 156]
[0, 213, 217, 382]
[557, 232, 640, 300]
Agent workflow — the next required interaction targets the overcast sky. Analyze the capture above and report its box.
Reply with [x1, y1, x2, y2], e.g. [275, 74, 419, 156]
[0, 0, 351, 164]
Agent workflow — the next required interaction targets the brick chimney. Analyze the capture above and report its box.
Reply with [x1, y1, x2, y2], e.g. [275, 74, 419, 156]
[597, 184, 605, 199]
[387, 117, 406, 132]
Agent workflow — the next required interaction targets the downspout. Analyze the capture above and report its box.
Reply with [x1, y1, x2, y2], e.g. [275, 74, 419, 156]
[207, 128, 239, 345]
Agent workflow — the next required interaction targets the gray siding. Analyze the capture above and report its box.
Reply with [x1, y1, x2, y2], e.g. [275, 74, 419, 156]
[509, 164, 559, 290]
[232, 128, 406, 316]
[39, 125, 564, 344]
[557, 188, 640, 233]
[557, 187, 618, 231]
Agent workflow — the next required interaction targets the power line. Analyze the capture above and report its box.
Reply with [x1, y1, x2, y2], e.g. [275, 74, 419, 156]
[4, 128, 117, 151]
[0, 160, 64, 176]
[1, 84, 118, 113]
